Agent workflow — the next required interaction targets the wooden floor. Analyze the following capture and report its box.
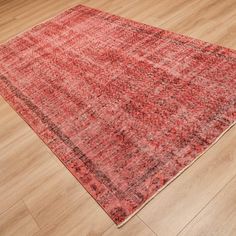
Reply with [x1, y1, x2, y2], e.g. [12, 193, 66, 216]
[0, 0, 236, 235]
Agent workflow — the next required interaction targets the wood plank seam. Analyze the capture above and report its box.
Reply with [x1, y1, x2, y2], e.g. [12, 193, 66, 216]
[176, 172, 236, 235]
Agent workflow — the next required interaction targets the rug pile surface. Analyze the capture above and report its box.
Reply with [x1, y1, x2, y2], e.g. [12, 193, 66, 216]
[0, 5, 236, 225]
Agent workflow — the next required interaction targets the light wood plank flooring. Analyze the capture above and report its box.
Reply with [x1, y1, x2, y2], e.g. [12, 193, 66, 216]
[0, 0, 236, 235]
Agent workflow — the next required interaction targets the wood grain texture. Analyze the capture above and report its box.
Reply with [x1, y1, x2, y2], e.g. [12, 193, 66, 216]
[33, 194, 113, 236]
[0, 0, 235, 235]
[0, 201, 39, 236]
[179, 175, 236, 236]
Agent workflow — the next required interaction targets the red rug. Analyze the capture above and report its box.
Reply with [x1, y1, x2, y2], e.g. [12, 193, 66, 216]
[0, 5, 236, 226]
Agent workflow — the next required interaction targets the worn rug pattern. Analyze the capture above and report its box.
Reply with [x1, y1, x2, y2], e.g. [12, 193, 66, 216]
[0, 5, 236, 225]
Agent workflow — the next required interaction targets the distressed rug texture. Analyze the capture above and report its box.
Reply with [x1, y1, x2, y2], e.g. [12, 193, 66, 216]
[0, 5, 236, 226]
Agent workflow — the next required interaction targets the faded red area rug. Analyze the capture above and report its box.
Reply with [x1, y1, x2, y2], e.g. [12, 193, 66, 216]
[0, 5, 236, 226]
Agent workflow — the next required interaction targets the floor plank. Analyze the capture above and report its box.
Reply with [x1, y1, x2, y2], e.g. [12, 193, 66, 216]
[179, 175, 236, 236]
[0, 201, 39, 236]
[32, 194, 113, 236]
